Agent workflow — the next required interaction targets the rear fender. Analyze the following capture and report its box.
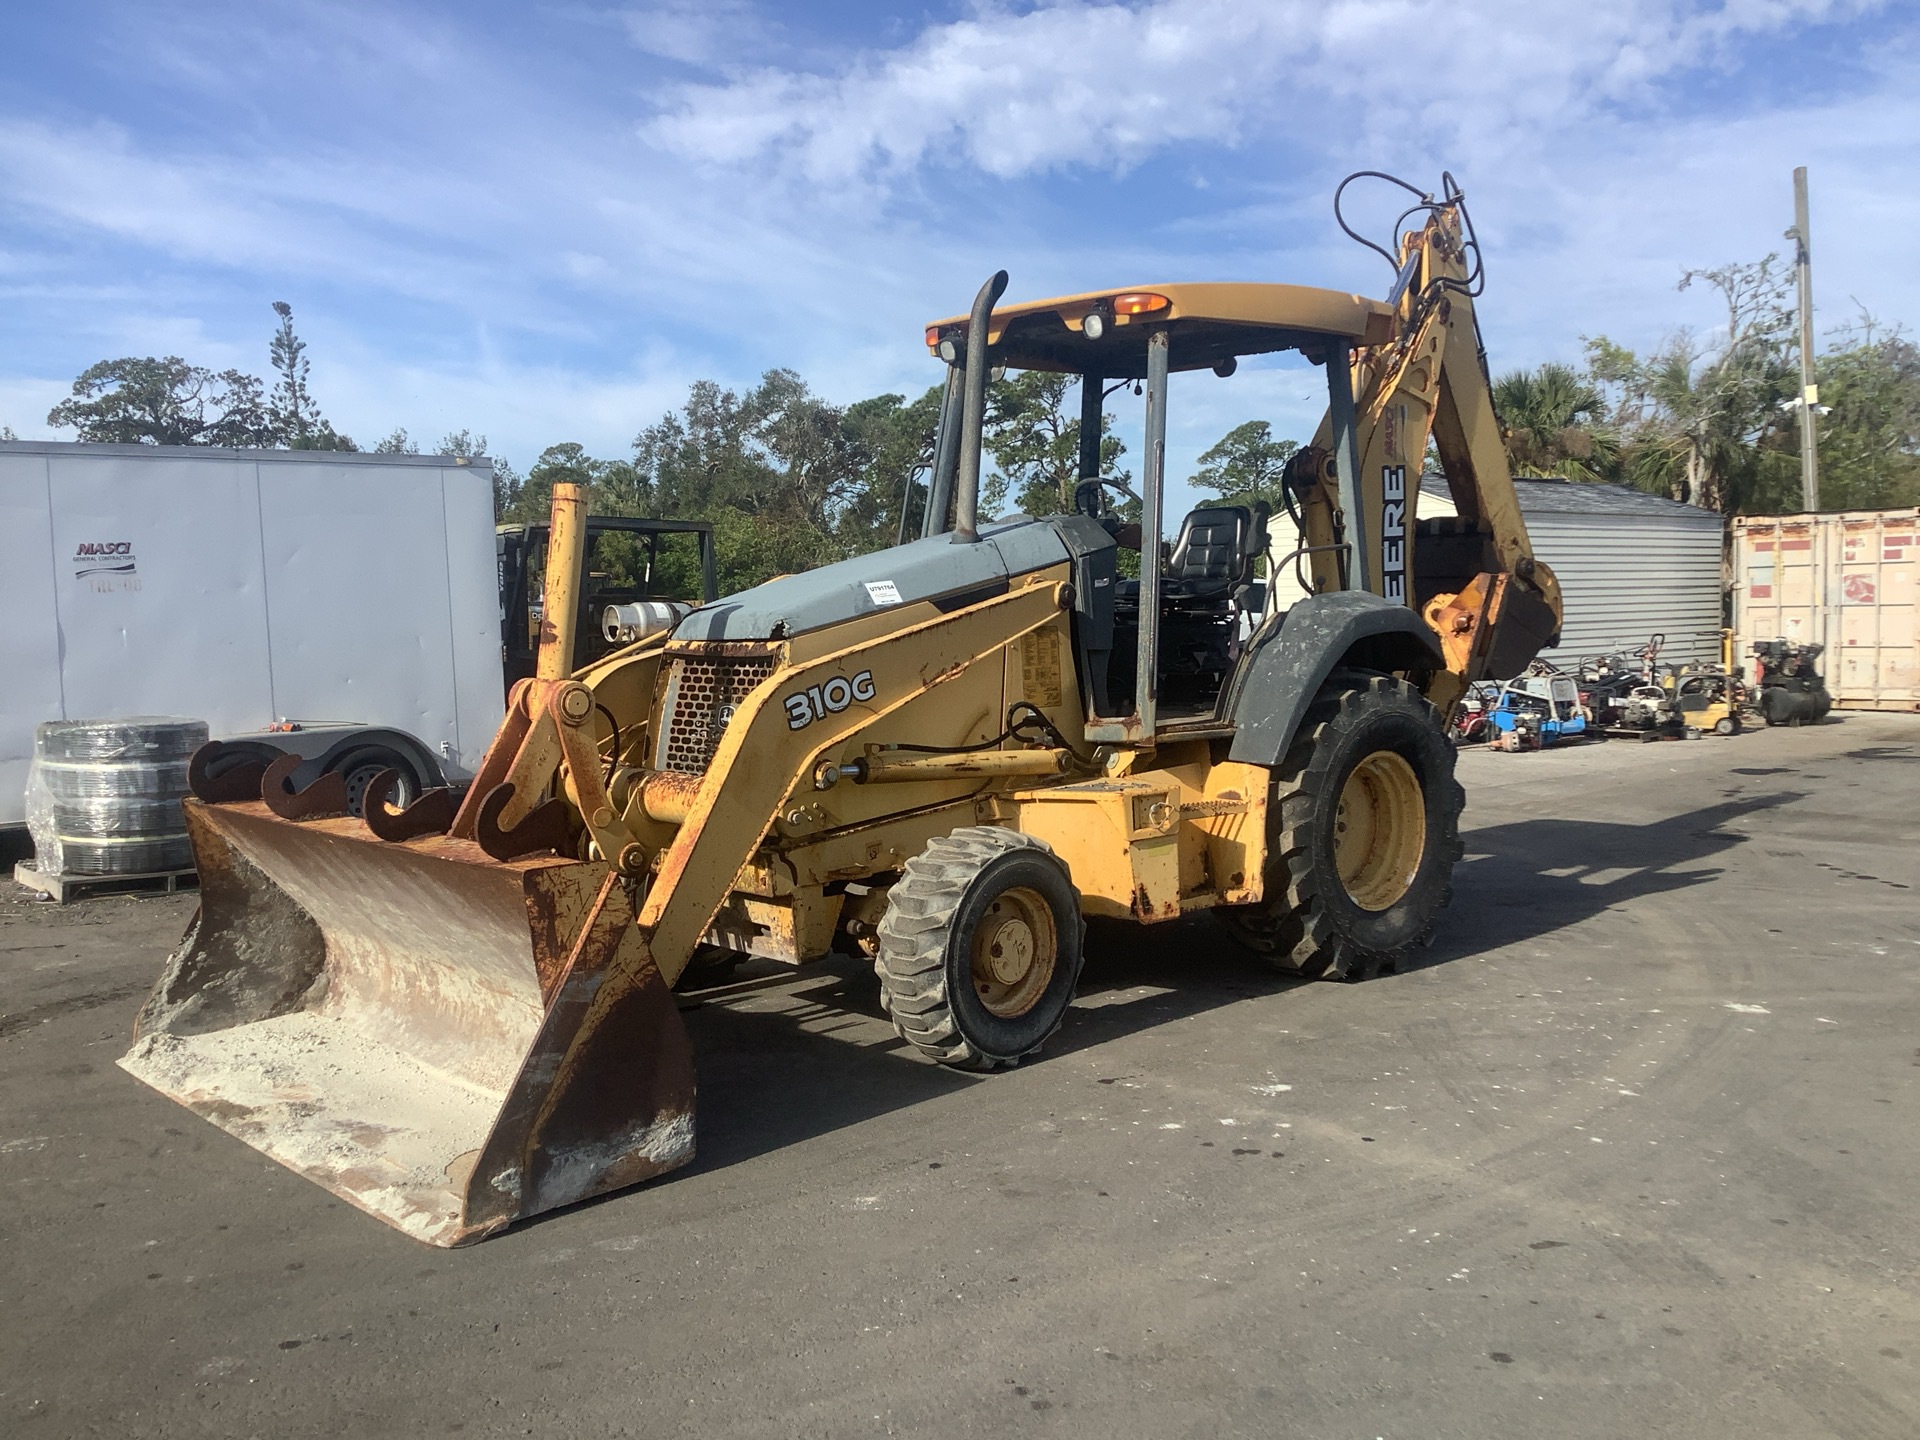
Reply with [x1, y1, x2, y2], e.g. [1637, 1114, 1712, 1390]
[1225, 592, 1443, 767]
[227, 727, 450, 791]
[314, 728, 449, 789]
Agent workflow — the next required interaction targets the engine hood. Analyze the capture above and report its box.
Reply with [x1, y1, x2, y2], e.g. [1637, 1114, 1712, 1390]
[670, 517, 1083, 644]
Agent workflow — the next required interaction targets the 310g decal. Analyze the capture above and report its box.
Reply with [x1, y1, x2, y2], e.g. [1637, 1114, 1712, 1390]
[784, 670, 877, 729]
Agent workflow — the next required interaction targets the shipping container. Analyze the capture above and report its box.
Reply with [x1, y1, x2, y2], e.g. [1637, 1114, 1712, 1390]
[1733, 509, 1919, 712]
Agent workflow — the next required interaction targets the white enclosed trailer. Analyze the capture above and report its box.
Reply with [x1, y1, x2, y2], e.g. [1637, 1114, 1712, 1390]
[0, 441, 505, 830]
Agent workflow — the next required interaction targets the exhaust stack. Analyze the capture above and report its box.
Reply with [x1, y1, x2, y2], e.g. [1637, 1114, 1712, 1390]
[951, 269, 1008, 544]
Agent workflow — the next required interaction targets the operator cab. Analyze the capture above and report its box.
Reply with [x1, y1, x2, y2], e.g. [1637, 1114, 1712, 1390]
[921, 281, 1397, 741]
[1103, 496, 1270, 719]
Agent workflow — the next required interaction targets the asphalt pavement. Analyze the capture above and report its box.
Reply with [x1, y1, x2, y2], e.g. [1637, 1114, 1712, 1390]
[3, 712, 1917, 1439]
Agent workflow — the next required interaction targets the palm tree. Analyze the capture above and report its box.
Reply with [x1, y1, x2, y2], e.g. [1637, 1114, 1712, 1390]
[1492, 362, 1618, 482]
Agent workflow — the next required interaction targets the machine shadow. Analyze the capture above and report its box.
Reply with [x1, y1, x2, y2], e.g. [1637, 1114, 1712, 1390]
[553, 793, 1802, 1203]
[670, 917, 1306, 1175]
[674, 963, 976, 1175]
[1424, 790, 1806, 962]
[1048, 916, 1310, 1058]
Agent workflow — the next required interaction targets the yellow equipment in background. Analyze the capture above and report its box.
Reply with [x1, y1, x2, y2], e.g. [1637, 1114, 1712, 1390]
[1664, 630, 1745, 737]
[122, 172, 1562, 1245]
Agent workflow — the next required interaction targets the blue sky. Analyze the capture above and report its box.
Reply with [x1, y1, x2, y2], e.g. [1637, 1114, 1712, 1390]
[2, 0, 1916, 505]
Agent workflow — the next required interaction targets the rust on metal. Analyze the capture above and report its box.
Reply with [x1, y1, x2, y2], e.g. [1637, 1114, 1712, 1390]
[121, 550, 1062, 1245]
[474, 782, 573, 861]
[118, 802, 697, 1247]
[450, 680, 534, 838]
[139, 801, 330, 1033]
[454, 676, 568, 839]
[638, 770, 703, 825]
[536, 482, 588, 683]
[857, 747, 1068, 783]
[188, 741, 270, 804]
[260, 754, 349, 821]
[664, 639, 784, 660]
[362, 771, 458, 842]
[544, 684, 632, 867]
[1176, 795, 1249, 819]
[520, 864, 603, 1004]
[464, 871, 694, 1237]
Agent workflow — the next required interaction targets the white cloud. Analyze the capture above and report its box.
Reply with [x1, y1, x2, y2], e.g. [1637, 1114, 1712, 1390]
[0, 376, 69, 438]
[310, 351, 697, 469]
[0, 0, 1911, 483]
[622, 1, 763, 67]
[0, 118, 512, 308]
[645, 0, 1880, 181]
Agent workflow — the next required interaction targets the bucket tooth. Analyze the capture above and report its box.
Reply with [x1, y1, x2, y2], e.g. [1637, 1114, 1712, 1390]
[261, 754, 349, 821]
[119, 800, 695, 1247]
[474, 781, 574, 861]
[363, 771, 457, 842]
[188, 741, 269, 804]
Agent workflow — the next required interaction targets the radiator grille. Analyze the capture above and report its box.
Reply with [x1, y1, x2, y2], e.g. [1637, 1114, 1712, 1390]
[657, 656, 778, 774]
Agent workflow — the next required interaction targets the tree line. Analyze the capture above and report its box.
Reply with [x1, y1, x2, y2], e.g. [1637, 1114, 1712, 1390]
[1492, 257, 1920, 513]
[44, 303, 360, 451]
[25, 253, 1918, 594]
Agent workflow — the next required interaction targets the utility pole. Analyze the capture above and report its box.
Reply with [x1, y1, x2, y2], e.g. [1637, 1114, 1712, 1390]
[1787, 166, 1820, 511]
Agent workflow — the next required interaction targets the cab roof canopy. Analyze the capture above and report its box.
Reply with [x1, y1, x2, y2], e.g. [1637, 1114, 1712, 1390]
[925, 281, 1396, 380]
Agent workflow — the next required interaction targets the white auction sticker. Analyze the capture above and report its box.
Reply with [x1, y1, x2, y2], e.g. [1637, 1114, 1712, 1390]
[863, 579, 903, 606]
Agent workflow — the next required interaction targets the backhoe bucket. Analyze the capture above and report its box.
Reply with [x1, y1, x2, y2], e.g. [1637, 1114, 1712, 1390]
[118, 799, 695, 1247]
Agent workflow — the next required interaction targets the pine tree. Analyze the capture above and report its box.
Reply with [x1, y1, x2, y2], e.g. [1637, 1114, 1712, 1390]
[267, 301, 355, 450]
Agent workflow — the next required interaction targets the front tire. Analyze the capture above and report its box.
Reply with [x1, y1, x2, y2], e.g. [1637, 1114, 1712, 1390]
[875, 827, 1084, 1070]
[673, 945, 747, 992]
[1219, 672, 1464, 981]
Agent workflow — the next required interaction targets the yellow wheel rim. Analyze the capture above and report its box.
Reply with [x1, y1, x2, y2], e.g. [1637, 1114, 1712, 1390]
[970, 885, 1058, 1018]
[1333, 750, 1427, 912]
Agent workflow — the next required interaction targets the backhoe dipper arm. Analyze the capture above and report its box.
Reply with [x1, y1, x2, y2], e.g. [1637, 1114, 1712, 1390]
[1295, 199, 1562, 693]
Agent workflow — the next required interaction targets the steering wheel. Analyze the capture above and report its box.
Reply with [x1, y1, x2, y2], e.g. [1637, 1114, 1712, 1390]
[1073, 476, 1141, 515]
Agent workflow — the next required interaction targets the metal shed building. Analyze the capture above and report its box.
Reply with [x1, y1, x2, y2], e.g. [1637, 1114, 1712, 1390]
[1417, 476, 1726, 668]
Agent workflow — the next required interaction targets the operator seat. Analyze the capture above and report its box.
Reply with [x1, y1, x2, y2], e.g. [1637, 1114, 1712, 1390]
[1112, 501, 1269, 617]
[1104, 503, 1272, 717]
[1163, 504, 1266, 604]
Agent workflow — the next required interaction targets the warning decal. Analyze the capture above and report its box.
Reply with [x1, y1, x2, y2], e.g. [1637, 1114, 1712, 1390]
[1020, 627, 1064, 707]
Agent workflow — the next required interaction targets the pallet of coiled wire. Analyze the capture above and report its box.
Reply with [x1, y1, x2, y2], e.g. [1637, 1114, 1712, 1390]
[22, 717, 209, 894]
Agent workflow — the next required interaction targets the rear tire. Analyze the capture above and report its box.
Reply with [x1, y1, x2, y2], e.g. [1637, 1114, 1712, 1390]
[875, 827, 1084, 1070]
[1218, 672, 1463, 982]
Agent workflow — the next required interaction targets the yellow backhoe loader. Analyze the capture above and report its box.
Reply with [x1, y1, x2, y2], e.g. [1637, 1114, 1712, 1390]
[120, 172, 1561, 1246]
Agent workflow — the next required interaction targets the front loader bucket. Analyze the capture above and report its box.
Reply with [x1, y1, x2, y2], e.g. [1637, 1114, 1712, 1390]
[118, 799, 695, 1247]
